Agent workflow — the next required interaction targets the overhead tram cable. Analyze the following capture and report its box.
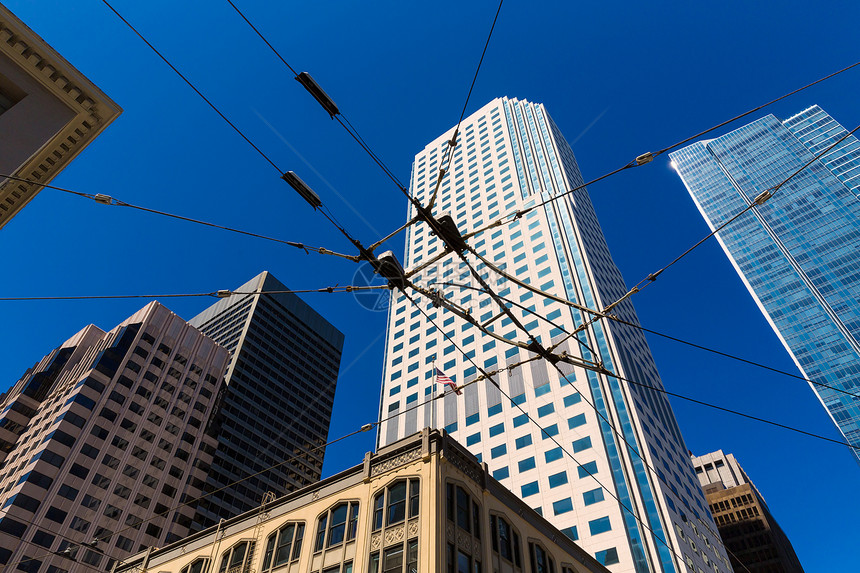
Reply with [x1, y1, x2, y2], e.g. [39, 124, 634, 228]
[432, 283, 860, 446]
[603, 121, 860, 309]
[443, 278, 860, 403]
[100, 2, 401, 269]
[0, 174, 360, 261]
[224, 0, 409, 194]
[11, 357, 537, 573]
[0, 285, 390, 302]
[405, 285, 795, 573]
[101, 0, 283, 175]
[458, 59, 860, 244]
[397, 288, 706, 573]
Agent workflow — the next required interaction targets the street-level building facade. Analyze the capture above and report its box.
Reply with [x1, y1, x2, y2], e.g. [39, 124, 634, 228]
[376, 98, 730, 573]
[691, 451, 805, 572]
[187, 271, 344, 530]
[118, 428, 612, 573]
[670, 105, 860, 465]
[0, 302, 229, 572]
[0, 3, 121, 229]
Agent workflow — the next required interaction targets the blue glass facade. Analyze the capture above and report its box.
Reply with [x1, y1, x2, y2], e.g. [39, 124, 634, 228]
[671, 105, 860, 464]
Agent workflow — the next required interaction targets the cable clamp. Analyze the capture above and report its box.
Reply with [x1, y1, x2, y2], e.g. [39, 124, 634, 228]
[360, 423, 374, 432]
[216, 290, 232, 298]
[93, 194, 113, 205]
[635, 152, 654, 166]
[753, 190, 773, 205]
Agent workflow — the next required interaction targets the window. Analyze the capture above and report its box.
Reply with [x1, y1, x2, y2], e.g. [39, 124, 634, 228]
[589, 516, 612, 535]
[577, 461, 598, 478]
[521, 481, 539, 497]
[368, 539, 417, 573]
[315, 501, 359, 551]
[583, 488, 604, 506]
[445, 482, 481, 573]
[373, 478, 419, 532]
[218, 541, 253, 573]
[571, 436, 592, 452]
[518, 457, 536, 472]
[490, 515, 522, 568]
[544, 448, 563, 463]
[262, 522, 304, 571]
[548, 471, 568, 488]
[552, 498, 573, 515]
[369, 482, 420, 573]
[595, 548, 620, 566]
[529, 542, 555, 573]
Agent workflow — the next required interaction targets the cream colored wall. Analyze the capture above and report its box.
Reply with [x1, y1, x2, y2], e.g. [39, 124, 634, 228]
[146, 457, 435, 573]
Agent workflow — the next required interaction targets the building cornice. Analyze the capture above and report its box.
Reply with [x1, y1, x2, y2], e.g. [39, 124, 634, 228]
[0, 4, 122, 227]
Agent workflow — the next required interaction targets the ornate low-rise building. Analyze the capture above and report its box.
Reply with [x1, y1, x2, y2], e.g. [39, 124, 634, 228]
[118, 429, 610, 573]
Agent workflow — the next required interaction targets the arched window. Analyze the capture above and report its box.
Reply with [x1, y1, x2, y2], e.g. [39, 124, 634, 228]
[445, 482, 482, 573]
[528, 541, 556, 573]
[490, 514, 522, 569]
[372, 478, 419, 531]
[180, 558, 210, 573]
[261, 522, 304, 571]
[368, 478, 421, 573]
[315, 501, 359, 552]
[218, 541, 254, 573]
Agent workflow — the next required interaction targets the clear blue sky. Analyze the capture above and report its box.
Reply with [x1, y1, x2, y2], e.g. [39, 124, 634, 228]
[2, 1, 858, 569]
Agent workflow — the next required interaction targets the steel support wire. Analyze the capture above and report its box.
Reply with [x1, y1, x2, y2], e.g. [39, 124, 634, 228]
[436, 281, 602, 363]
[607, 121, 860, 309]
[398, 289, 696, 570]
[102, 0, 283, 174]
[438, 286, 785, 572]
[458, 61, 860, 244]
[0, 285, 391, 302]
[10, 352, 534, 573]
[224, 0, 409, 194]
[537, 326, 757, 573]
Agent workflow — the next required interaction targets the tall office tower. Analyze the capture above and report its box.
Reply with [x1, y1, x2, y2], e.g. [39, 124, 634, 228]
[187, 271, 344, 529]
[670, 105, 860, 465]
[691, 451, 805, 572]
[377, 98, 730, 573]
[0, 302, 229, 572]
[0, 4, 121, 229]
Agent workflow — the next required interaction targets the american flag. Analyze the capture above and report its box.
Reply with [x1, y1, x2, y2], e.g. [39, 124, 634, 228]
[436, 367, 462, 395]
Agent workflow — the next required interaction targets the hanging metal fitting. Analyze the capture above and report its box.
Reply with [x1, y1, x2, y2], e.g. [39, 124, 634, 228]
[753, 190, 773, 205]
[635, 152, 654, 166]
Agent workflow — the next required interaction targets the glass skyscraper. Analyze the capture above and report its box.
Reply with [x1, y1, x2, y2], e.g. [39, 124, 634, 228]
[377, 98, 730, 573]
[670, 105, 860, 465]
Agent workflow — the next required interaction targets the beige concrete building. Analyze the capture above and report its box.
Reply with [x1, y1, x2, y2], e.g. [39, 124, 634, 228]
[118, 429, 610, 573]
[0, 2, 121, 228]
[0, 302, 230, 572]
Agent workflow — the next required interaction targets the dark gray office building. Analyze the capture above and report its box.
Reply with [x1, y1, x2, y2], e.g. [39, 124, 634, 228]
[188, 271, 344, 529]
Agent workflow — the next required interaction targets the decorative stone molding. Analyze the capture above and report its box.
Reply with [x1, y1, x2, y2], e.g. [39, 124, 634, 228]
[369, 445, 423, 477]
[0, 5, 122, 228]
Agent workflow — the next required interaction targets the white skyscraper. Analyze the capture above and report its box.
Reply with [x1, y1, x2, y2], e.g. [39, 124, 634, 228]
[376, 98, 730, 573]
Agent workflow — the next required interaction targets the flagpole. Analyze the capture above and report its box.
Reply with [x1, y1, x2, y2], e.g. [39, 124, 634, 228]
[432, 362, 437, 431]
